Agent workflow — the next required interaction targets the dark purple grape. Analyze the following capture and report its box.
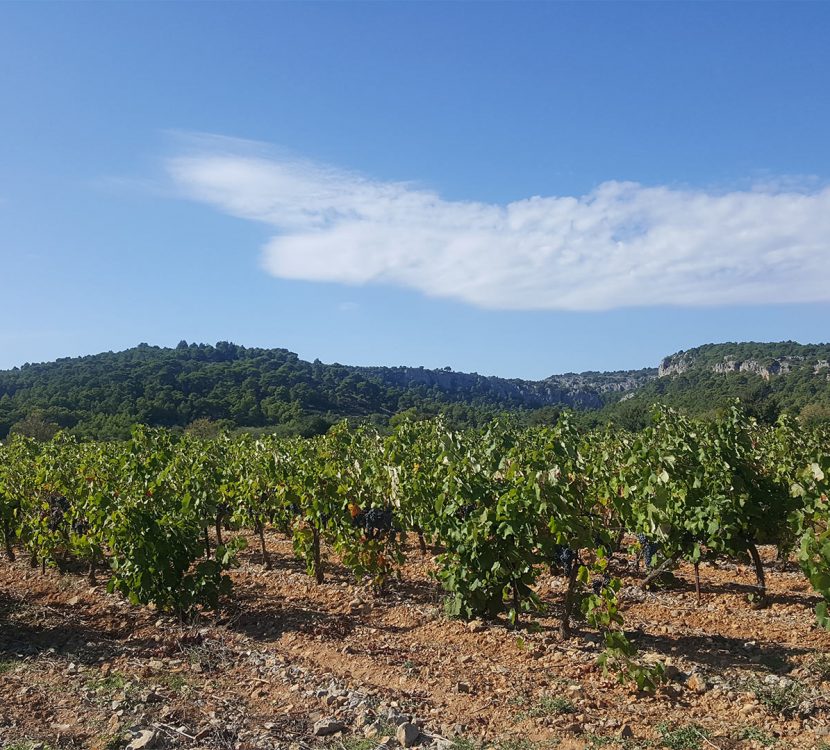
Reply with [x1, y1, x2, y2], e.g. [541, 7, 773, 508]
[45, 494, 70, 532]
[636, 533, 660, 568]
[455, 503, 476, 521]
[591, 574, 610, 595]
[551, 544, 578, 577]
[352, 507, 396, 541]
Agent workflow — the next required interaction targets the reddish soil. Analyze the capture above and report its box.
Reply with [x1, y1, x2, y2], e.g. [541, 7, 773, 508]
[2, 535, 830, 750]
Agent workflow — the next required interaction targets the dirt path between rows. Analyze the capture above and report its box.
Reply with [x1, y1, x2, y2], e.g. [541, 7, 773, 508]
[2, 536, 830, 750]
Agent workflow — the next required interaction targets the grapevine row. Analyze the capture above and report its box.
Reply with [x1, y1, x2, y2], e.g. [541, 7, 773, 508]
[1, 406, 829, 687]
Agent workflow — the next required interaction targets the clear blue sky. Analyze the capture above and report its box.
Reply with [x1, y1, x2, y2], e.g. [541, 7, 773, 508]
[1, 2, 828, 379]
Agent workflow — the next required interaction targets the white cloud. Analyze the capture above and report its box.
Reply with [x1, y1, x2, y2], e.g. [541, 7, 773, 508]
[167, 136, 830, 311]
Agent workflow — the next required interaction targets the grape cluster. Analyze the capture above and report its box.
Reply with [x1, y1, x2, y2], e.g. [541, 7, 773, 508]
[454, 503, 477, 521]
[44, 493, 70, 532]
[591, 573, 611, 595]
[551, 544, 578, 577]
[352, 507, 396, 541]
[636, 533, 660, 568]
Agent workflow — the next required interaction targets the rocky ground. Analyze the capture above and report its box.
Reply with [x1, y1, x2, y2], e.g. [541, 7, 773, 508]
[2, 536, 830, 750]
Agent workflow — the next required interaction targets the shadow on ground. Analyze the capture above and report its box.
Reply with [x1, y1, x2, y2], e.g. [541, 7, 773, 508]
[0, 585, 158, 668]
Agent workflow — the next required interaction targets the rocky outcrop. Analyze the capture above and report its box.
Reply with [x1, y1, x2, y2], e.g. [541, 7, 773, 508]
[361, 365, 657, 410]
[709, 358, 801, 380]
[658, 346, 826, 381]
[543, 369, 657, 394]
[660, 355, 795, 380]
[658, 355, 694, 377]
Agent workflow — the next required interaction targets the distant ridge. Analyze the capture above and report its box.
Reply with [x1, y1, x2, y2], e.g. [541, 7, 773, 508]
[657, 341, 830, 379]
[611, 341, 830, 429]
[1, 340, 828, 439]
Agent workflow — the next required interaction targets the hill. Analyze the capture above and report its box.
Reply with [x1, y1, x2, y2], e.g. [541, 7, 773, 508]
[598, 341, 830, 429]
[0, 341, 652, 439]
[1, 340, 828, 439]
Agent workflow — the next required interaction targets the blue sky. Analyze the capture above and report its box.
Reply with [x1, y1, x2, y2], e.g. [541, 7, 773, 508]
[1, 2, 829, 379]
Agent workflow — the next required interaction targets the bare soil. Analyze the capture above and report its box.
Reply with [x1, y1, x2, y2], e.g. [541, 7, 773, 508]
[2, 535, 829, 750]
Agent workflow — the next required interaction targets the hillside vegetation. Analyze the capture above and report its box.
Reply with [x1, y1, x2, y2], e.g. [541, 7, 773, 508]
[0, 340, 828, 440]
[599, 341, 830, 430]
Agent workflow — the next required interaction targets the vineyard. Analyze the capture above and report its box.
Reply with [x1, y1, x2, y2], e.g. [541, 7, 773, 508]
[2, 405, 830, 750]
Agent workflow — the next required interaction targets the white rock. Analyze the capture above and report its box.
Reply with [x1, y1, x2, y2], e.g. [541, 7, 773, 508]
[313, 717, 345, 736]
[396, 722, 422, 747]
[126, 729, 157, 750]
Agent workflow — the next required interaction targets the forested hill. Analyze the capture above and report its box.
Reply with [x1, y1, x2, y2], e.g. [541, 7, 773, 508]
[1, 340, 828, 440]
[656, 341, 830, 378]
[0, 341, 653, 439]
[600, 341, 830, 429]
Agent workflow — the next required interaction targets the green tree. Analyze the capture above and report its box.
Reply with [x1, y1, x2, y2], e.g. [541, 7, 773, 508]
[10, 410, 59, 441]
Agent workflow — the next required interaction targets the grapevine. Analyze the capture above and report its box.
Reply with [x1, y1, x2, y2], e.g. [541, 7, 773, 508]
[0, 404, 828, 686]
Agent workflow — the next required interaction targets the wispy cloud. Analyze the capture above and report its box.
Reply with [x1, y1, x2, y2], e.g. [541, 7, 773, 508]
[167, 135, 830, 311]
